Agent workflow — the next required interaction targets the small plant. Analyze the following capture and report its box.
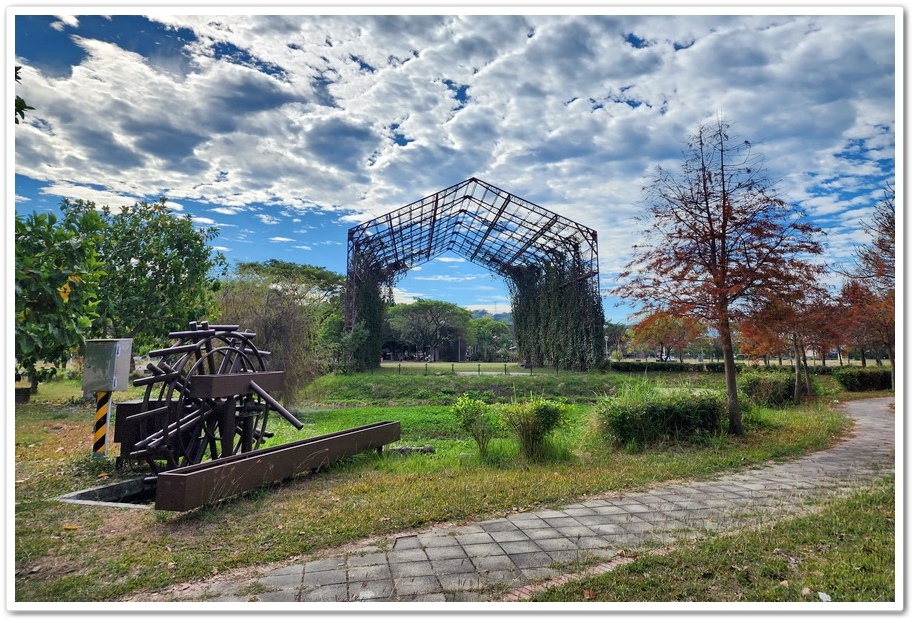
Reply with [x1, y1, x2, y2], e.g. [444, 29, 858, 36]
[500, 395, 567, 461]
[452, 393, 498, 457]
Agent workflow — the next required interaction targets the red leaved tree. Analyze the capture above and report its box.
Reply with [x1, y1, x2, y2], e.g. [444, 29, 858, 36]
[630, 309, 705, 363]
[842, 184, 895, 383]
[613, 117, 825, 435]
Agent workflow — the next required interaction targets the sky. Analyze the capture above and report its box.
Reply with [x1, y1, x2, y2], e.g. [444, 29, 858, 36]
[9, 5, 900, 323]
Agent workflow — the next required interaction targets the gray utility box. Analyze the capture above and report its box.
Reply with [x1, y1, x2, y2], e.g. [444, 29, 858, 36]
[83, 339, 133, 392]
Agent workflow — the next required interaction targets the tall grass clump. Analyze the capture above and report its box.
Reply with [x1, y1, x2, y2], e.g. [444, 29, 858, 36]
[738, 369, 795, 407]
[499, 396, 567, 461]
[451, 393, 499, 458]
[595, 381, 725, 451]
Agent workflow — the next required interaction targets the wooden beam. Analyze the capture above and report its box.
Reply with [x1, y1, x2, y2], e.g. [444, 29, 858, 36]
[154, 421, 401, 511]
[187, 371, 286, 398]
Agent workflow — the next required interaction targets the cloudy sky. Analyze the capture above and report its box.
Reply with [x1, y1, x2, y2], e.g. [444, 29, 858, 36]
[11, 6, 899, 321]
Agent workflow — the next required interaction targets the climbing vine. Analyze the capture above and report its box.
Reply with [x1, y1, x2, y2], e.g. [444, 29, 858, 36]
[507, 256, 604, 371]
[343, 251, 390, 372]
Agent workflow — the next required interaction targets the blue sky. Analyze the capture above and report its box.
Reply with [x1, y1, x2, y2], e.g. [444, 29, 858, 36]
[10, 6, 900, 323]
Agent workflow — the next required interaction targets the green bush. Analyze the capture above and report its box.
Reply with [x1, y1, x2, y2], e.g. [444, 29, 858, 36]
[833, 367, 893, 392]
[452, 394, 498, 457]
[500, 396, 567, 461]
[738, 370, 795, 407]
[595, 384, 725, 451]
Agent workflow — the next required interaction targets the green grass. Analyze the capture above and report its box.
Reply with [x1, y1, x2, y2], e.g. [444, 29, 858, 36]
[530, 477, 896, 603]
[300, 366, 730, 405]
[12, 370, 892, 603]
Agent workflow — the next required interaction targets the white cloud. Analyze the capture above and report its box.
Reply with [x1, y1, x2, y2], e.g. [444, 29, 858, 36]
[13, 12, 896, 310]
[50, 15, 79, 31]
[414, 274, 478, 283]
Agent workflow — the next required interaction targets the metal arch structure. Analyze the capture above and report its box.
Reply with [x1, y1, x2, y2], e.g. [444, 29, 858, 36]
[344, 177, 605, 370]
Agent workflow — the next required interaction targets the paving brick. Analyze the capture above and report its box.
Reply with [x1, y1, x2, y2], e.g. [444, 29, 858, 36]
[429, 556, 476, 575]
[389, 560, 435, 579]
[469, 554, 515, 572]
[387, 548, 429, 563]
[424, 544, 467, 560]
[350, 579, 395, 601]
[301, 567, 347, 588]
[393, 574, 442, 597]
[462, 542, 505, 557]
[507, 550, 553, 569]
[485, 529, 529, 543]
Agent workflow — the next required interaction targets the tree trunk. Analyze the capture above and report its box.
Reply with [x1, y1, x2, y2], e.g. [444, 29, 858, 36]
[887, 344, 895, 389]
[792, 334, 803, 404]
[718, 321, 744, 436]
[802, 348, 813, 397]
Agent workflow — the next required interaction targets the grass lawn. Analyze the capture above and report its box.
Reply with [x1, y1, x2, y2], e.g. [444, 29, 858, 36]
[12, 368, 894, 603]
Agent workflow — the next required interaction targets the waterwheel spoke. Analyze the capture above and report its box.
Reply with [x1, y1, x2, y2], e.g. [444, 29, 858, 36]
[121, 322, 287, 476]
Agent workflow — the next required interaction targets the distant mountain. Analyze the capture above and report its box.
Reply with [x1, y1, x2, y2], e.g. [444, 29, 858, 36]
[469, 309, 513, 324]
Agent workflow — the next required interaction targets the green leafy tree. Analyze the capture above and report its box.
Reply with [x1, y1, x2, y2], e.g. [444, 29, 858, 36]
[217, 261, 345, 400]
[61, 198, 227, 354]
[15, 210, 105, 390]
[468, 317, 512, 362]
[613, 117, 825, 435]
[15, 66, 35, 124]
[234, 260, 344, 300]
[387, 300, 472, 360]
[603, 321, 629, 360]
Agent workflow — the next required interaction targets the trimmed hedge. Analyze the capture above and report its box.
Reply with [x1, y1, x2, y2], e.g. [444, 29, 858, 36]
[833, 367, 893, 391]
[738, 370, 795, 407]
[595, 387, 725, 450]
[607, 361, 744, 374]
[606, 361, 835, 376]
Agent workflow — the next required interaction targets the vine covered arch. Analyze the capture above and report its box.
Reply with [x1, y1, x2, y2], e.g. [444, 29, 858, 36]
[344, 177, 605, 371]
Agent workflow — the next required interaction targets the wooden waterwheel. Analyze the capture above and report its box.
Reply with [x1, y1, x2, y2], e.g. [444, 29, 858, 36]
[122, 321, 302, 472]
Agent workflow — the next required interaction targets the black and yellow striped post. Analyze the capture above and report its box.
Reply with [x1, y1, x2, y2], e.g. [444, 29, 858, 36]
[93, 390, 112, 457]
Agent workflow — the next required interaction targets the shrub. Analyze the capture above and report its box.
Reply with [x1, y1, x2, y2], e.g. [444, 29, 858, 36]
[595, 384, 725, 451]
[500, 396, 567, 461]
[833, 367, 893, 392]
[738, 370, 795, 407]
[452, 394, 498, 457]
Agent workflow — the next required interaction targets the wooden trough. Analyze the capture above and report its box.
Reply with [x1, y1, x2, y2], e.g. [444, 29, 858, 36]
[152, 420, 401, 511]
